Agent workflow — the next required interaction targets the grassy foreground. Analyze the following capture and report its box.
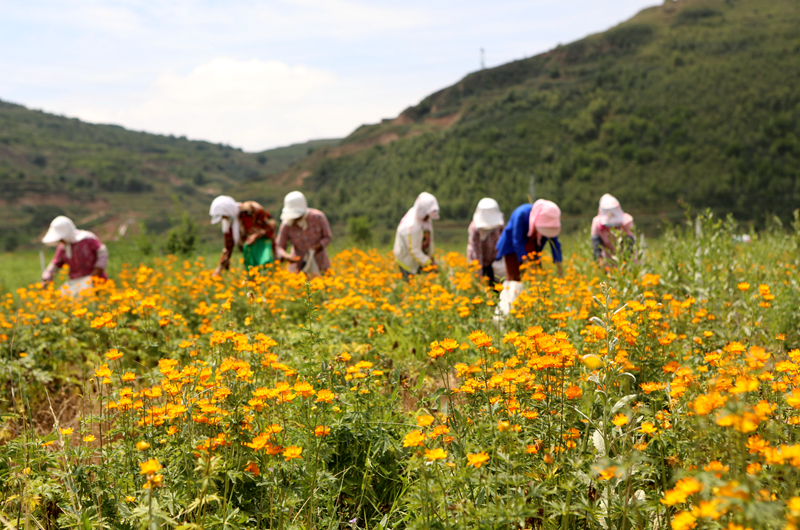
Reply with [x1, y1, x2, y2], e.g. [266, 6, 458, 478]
[2, 213, 800, 529]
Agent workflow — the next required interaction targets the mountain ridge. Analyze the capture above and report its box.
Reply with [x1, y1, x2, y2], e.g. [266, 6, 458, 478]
[265, 0, 800, 231]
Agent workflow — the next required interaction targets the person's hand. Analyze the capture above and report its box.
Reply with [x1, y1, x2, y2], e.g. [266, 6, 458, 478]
[91, 268, 104, 277]
[287, 255, 302, 263]
[245, 233, 260, 246]
[211, 266, 223, 278]
[312, 243, 323, 253]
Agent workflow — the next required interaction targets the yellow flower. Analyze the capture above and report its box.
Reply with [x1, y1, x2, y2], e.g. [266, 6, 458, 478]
[671, 511, 696, 530]
[417, 415, 435, 427]
[136, 441, 151, 451]
[403, 430, 426, 447]
[640, 422, 658, 434]
[786, 388, 800, 409]
[424, 448, 447, 461]
[496, 421, 511, 432]
[105, 349, 123, 361]
[468, 330, 492, 348]
[60, 427, 73, 436]
[139, 459, 162, 477]
[466, 451, 489, 468]
[582, 354, 603, 370]
[283, 446, 303, 460]
[737, 282, 750, 291]
[83, 435, 96, 443]
[440, 338, 459, 351]
[611, 414, 628, 427]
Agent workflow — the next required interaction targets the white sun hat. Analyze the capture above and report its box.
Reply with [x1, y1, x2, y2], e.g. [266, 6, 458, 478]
[472, 198, 504, 229]
[598, 193, 625, 227]
[42, 216, 78, 245]
[281, 191, 309, 222]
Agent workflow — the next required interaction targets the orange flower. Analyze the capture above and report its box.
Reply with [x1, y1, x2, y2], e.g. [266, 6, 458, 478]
[597, 466, 616, 480]
[314, 425, 331, 437]
[315, 389, 335, 404]
[293, 381, 315, 398]
[105, 349, 123, 361]
[244, 462, 260, 476]
[564, 386, 583, 400]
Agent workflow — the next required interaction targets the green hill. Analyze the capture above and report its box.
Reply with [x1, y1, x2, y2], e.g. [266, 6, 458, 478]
[0, 100, 338, 248]
[276, 0, 800, 232]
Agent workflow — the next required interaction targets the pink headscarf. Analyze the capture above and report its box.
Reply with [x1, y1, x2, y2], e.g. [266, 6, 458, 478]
[528, 199, 561, 244]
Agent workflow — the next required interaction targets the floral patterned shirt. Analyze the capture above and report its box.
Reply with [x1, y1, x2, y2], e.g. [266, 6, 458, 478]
[276, 209, 333, 273]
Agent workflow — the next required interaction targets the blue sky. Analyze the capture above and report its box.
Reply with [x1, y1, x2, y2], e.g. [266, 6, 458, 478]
[1, 0, 657, 151]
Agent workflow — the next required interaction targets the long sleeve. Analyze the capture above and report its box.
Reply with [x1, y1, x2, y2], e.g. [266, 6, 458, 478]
[316, 211, 332, 248]
[548, 237, 563, 263]
[591, 236, 604, 260]
[94, 244, 109, 269]
[511, 211, 530, 262]
[42, 245, 66, 282]
[408, 229, 431, 267]
[275, 223, 291, 260]
[42, 262, 58, 283]
[467, 225, 480, 263]
[218, 229, 235, 270]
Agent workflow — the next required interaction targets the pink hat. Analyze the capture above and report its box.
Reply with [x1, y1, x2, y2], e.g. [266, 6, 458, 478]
[528, 199, 561, 243]
[598, 194, 624, 227]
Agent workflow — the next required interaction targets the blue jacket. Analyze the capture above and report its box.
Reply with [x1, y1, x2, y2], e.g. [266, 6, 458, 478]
[496, 204, 562, 263]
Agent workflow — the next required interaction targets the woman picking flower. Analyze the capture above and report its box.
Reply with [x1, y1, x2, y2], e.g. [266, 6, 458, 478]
[394, 192, 440, 279]
[209, 195, 277, 277]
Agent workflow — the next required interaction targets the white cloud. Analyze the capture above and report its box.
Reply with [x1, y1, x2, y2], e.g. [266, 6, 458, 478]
[148, 58, 335, 110]
[71, 57, 409, 151]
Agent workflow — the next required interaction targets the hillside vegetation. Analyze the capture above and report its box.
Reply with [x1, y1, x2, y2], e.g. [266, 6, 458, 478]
[0, 100, 337, 248]
[282, 0, 800, 231]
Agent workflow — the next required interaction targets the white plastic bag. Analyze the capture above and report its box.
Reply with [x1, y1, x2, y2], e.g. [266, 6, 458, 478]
[301, 249, 321, 277]
[492, 256, 506, 282]
[497, 280, 523, 315]
[61, 275, 93, 298]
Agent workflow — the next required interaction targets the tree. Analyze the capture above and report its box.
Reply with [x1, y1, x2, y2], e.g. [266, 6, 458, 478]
[348, 216, 373, 247]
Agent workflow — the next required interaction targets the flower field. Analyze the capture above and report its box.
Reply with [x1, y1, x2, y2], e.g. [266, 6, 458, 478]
[3, 215, 800, 530]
